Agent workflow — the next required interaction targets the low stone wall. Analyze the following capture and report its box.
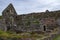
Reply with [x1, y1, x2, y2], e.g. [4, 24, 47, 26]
[42, 31, 60, 40]
[42, 34, 56, 40]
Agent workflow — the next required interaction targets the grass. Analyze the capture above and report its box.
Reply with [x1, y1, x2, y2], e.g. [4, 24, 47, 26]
[0, 28, 59, 40]
[0, 30, 46, 40]
[0, 30, 22, 39]
[0, 16, 2, 19]
[53, 35, 60, 40]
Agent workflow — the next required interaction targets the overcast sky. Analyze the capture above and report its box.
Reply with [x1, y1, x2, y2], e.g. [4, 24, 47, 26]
[0, 0, 60, 15]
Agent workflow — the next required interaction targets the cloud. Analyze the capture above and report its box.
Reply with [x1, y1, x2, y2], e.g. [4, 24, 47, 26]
[0, 0, 60, 15]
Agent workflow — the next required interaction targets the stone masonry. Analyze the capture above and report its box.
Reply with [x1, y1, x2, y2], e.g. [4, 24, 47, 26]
[0, 3, 60, 33]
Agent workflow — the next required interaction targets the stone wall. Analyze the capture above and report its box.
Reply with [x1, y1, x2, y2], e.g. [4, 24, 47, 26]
[42, 27, 60, 40]
[1, 3, 60, 33]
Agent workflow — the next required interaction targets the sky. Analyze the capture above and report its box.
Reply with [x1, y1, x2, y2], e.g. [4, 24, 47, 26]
[0, 0, 60, 15]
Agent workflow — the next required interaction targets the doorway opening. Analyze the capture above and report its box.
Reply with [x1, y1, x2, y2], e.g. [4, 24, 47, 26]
[44, 25, 46, 31]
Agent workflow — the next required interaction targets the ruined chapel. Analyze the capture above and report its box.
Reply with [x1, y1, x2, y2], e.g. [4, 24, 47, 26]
[0, 3, 60, 33]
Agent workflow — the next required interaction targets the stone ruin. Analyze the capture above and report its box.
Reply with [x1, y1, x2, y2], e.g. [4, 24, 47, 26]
[0, 3, 60, 33]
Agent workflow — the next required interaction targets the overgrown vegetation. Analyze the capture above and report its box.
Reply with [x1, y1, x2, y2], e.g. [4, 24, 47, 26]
[53, 35, 60, 40]
[0, 30, 21, 39]
[0, 16, 2, 19]
[0, 30, 45, 40]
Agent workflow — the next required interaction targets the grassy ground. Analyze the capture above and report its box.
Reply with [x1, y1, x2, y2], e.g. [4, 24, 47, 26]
[0, 27, 58, 40]
[53, 35, 60, 40]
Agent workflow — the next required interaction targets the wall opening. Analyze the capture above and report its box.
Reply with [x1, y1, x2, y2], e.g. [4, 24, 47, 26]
[44, 25, 46, 31]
